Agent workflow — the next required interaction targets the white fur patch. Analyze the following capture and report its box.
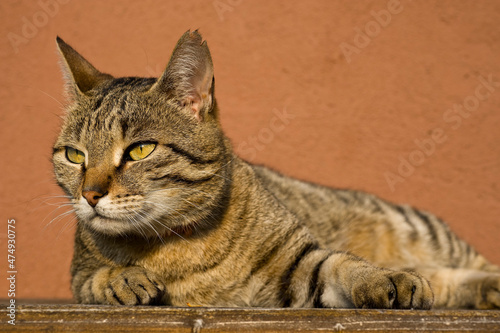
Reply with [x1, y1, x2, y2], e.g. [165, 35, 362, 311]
[322, 283, 353, 308]
[113, 146, 123, 167]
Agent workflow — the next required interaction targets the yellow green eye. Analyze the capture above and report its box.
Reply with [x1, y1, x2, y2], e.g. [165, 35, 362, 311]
[129, 143, 156, 161]
[66, 147, 85, 164]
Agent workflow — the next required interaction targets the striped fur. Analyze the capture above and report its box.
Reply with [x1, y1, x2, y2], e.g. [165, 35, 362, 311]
[53, 31, 500, 310]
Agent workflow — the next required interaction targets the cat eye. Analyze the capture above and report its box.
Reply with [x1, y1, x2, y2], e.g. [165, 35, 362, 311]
[128, 143, 156, 161]
[66, 147, 85, 164]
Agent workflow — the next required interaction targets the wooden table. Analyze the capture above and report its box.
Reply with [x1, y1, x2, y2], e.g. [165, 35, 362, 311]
[1, 303, 500, 332]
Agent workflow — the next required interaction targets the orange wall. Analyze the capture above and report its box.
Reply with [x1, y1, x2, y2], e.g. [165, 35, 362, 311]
[1, 0, 499, 300]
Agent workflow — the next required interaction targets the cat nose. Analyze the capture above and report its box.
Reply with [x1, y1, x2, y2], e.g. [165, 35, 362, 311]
[82, 190, 106, 207]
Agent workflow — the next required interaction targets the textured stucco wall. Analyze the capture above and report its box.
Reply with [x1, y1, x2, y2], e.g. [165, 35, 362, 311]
[0, 0, 499, 300]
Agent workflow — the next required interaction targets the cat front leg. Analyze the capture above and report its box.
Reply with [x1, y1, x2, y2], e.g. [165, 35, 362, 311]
[71, 229, 167, 305]
[348, 268, 433, 309]
[323, 254, 433, 309]
[288, 250, 434, 309]
[73, 266, 167, 305]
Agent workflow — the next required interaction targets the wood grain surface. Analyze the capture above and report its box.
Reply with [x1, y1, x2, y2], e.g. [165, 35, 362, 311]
[1, 304, 500, 332]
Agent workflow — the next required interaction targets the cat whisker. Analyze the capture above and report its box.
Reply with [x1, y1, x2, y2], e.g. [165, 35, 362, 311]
[199, 170, 232, 183]
[41, 202, 75, 220]
[149, 191, 222, 234]
[24, 194, 74, 216]
[140, 201, 189, 242]
[38, 88, 64, 107]
[44, 202, 75, 208]
[126, 213, 150, 241]
[36, 194, 78, 236]
[43, 208, 76, 231]
[56, 215, 78, 239]
[142, 200, 195, 224]
[144, 198, 218, 241]
[132, 209, 164, 243]
[33, 194, 73, 201]
[178, 197, 203, 211]
[200, 157, 234, 179]
[128, 203, 175, 243]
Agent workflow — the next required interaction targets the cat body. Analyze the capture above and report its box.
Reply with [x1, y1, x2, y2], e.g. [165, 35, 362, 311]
[53, 31, 500, 310]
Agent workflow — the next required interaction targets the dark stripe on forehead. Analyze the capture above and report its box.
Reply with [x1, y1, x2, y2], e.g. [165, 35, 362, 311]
[72, 114, 87, 142]
[105, 94, 129, 131]
[121, 119, 129, 139]
[77, 77, 157, 142]
[95, 77, 150, 97]
[87, 94, 123, 134]
[91, 77, 154, 110]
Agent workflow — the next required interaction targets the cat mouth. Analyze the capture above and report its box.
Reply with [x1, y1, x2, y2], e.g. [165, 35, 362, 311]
[77, 206, 126, 226]
[90, 210, 133, 224]
[85, 207, 109, 220]
[86, 211, 192, 239]
[85, 211, 115, 224]
[85, 214, 139, 236]
[76, 199, 189, 237]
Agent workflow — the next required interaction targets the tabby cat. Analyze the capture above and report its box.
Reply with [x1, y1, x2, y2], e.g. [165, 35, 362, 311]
[52, 31, 500, 309]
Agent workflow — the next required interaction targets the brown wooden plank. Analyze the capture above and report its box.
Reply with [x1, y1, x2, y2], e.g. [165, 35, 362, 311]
[1, 304, 500, 332]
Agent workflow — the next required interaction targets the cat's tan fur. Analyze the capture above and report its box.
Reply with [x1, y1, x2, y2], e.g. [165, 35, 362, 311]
[53, 31, 500, 309]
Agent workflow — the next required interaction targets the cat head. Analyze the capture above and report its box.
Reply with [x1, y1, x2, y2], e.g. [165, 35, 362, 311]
[53, 31, 231, 238]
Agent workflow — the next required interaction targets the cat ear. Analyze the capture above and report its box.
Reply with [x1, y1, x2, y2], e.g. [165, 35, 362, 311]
[56, 36, 113, 98]
[152, 30, 215, 121]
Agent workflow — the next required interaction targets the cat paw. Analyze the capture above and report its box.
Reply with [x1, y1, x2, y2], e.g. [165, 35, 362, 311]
[89, 267, 166, 305]
[478, 274, 500, 309]
[351, 270, 433, 309]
